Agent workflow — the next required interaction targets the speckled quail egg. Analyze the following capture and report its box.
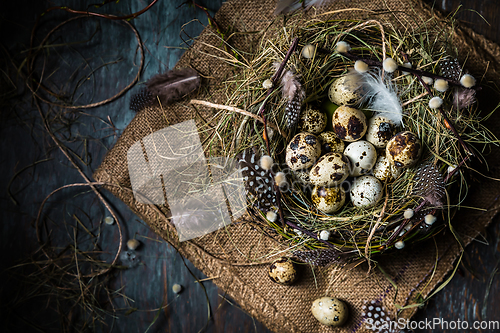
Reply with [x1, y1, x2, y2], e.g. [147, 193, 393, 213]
[366, 115, 397, 148]
[311, 297, 349, 327]
[386, 131, 422, 168]
[372, 154, 402, 182]
[286, 132, 321, 171]
[309, 153, 350, 187]
[318, 131, 345, 154]
[328, 74, 364, 106]
[299, 107, 327, 134]
[311, 186, 346, 213]
[332, 106, 367, 142]
[293, 169, 313, 189]
[350, 175, 383, 208]
[268, 257, 298, 285]
[344, 140, 377, 176]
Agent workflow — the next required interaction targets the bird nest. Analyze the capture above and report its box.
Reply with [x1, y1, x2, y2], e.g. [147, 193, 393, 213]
[195, 15, 496, 265]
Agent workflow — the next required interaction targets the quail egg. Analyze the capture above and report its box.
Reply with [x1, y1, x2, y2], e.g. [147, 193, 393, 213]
[344, 140, 377, 176]
[311, 296, 349, 327]
[299, 108, 327, 134]
[372, 154, 402, 182]
[366, 115, 397, 148]
[311, 186, 346, 213]
[386, 131, 422, 168]
[328, 74, 364, 106]
[286, 132, 321, 171]
[350, 175, 383, 208]
[318, 131, 345, 154]
[332, 106, 367, 142]
[309, 153, 350, 187]
[268, 257, 298, 285]
[293, 169, 313, 189]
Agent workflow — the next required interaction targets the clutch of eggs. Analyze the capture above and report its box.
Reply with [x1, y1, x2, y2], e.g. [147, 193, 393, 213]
[283, 73, 423, 213]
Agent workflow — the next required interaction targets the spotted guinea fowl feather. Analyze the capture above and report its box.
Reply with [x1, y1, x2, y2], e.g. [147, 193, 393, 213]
[273, 62, 305, 128]
[237, 147, 276, 211]
[413, 163, 445, 207]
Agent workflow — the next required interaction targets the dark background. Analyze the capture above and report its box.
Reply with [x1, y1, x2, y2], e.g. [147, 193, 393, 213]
[0, 1, 498, 332]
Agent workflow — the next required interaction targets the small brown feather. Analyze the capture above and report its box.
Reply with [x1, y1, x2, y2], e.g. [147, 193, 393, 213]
[146, 68, 201, 105]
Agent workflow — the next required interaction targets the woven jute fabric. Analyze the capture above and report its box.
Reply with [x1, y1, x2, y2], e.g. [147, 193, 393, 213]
[94, 0, 500, 332]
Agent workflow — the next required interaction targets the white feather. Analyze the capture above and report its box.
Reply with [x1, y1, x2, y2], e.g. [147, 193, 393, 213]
[358, 68, 403, 126]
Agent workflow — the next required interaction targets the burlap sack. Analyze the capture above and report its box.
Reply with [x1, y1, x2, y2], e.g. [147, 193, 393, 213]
[94, 0, 500, 332]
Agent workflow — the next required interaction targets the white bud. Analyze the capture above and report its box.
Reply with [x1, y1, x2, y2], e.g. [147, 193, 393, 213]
[403, 208, 414, 219]
[301, 44, 316, 59]
[262, 79, 273, 89]
[424, 214, 437, 225]
[172, 284, 182, 294]
[404, 222, 413, 231]
[382, 57, 398, 73]
[104, 216, 114, 225]
[447, 164, 457, 174]
[274, 172, 287, 187]
[335, 41, 351, 53]
[402, 62, 412, 75]
[127, 239, 140, 250]
[422, 76, 434, 85]
[260, 155, 274, 171]
[354, 60, 369, 73]
[319, 230, 330, 240]
[460, 74, 476, 88]
[428, 96, 443, 109]
[266, 210, 277, 223]
[434, 79, 449, 92]
[293, 229, 303, 236]
[395, 241, 405, 249]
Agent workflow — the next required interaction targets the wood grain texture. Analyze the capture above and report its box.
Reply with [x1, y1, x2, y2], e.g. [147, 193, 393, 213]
[0, 1, 498, 332]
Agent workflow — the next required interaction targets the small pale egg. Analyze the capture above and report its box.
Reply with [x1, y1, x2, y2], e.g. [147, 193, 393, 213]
[309, 153, 350, 187]
[318, 131, 345, 154]
[332, 106, 367, 142]
[262, 79, 273, 89]
[311, 296, 349, 327]
[366, 115, 396, 148]
[286, 132, 321, 171]
[268, 257, 298, 285]
[372, 154, 401, 182]
[311, 186, 346, 214]
[328, 75, 364, 106]
[335, 41, 351, 53]
[395, 241, 405, 249]
[344, 140, 377, 177]
[127, 239, 140, 250]
[172, 284, 183, 294]
[350, 175, 383, 208]
[299, 108, 327, 134]
[422, 76, 434, 85]
[319, 230, 331, 240]
[301, 44, 316, 59]
[460, 74, 476, 88]
[383, 57, 398, 73]
[386, 131, 422, 168]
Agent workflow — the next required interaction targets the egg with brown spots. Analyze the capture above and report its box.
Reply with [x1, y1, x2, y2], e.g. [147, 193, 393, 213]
[311, 297, 349, 327]
[328, 75, 365, 106]
[350, 175, 383, 208]
[268, 257, 298, 285]
[299, 107, 327, 134]
[332, 106, 367, 142]
[372, 154, 402, 182]
[344, 140, 377, 176]
[366, 115, 397, 148]
[386, 131, 422, 168]
[311, 186, 346, 213]
[293, 169, 313, 189]
[286, 132, 321, 171]
[309, 153, 350, 187]
[318, 131, 345, 154]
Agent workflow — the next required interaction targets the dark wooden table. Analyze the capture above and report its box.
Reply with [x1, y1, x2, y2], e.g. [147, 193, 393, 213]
[0, 1, 498, 332]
